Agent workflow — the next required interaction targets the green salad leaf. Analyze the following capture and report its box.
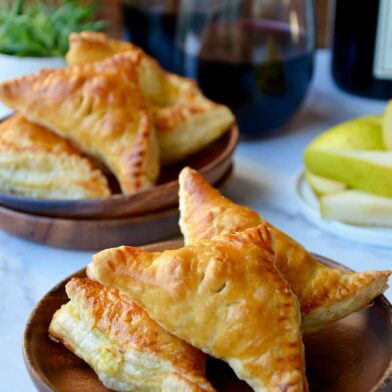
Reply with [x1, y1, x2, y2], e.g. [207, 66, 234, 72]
[0, 0, 106, 57]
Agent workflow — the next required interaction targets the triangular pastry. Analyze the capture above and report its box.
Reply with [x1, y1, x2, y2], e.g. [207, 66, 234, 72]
[0, 114, 110, 199]
[49, 278, 215, 392]
[87, 226, 308, 392]
[66, 31, 235, 165]
[0, 52, 159, 194]
[178, 167, 391, 332]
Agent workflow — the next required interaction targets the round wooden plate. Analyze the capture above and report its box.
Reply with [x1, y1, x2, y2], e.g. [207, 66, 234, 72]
[24, 240, 392, 392]
[0, 165, 232, 250]
[0, 125, 238, 219]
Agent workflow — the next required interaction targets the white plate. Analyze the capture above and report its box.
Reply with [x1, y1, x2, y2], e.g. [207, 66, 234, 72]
[295, 171, 392, 248]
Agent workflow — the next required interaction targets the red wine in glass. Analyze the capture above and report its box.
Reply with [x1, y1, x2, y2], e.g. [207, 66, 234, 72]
[181, 20, 314, 136]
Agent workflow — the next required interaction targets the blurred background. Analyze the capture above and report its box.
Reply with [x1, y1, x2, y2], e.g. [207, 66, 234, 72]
[99, 0, 330, 48]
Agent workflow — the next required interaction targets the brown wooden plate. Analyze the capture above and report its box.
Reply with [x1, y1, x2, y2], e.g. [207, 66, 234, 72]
[0, 165, 232, 250]
[0, 125, 238, 219]
[23, 240, 392, 392]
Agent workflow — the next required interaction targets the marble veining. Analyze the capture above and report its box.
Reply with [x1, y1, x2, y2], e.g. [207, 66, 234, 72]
[0, 50, 391, 392]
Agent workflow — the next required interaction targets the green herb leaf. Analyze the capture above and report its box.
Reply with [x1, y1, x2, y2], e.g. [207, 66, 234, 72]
[0, 0, 106, 57]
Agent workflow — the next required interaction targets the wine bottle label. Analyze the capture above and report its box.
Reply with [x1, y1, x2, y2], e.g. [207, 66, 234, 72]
[373, 0, 392, 80]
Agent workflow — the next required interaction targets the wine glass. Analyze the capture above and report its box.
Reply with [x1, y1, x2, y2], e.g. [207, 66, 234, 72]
[176, 0, 315, 137]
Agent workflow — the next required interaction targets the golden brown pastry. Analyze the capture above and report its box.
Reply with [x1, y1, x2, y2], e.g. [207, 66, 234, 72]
[87, 226, 309, 392]
[66, 30, 140, 65]
[49, 278, 215, 392]
[66, 31, 235, 165]
[0, 52, 159, 195]
[0, 114, 110, 199]
[178, 167, 391, 332]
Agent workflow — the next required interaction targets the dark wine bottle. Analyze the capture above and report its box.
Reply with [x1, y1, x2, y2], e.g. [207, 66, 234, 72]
[332, 0, 392, 99]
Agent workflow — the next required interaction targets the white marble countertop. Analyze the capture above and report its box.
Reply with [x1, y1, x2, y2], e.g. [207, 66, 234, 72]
[1, 50, 392, 392]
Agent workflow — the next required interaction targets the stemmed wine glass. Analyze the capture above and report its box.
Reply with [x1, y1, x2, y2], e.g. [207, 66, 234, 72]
[176, 0, 315, 137]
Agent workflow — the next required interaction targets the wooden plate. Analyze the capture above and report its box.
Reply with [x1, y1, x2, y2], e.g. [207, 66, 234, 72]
[0, 165, 232, 250]
[0, 125, 238, 219]
[23, 240, 392, 392]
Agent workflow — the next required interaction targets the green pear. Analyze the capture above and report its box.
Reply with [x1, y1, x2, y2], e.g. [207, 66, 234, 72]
[307, 115, 386, 151]
[320, 190, 392, 226]
[383, 100, 392, 150]
[305, 170, 346, 195]
[305, 149, 392, 197]
[305, 116, 392, 197]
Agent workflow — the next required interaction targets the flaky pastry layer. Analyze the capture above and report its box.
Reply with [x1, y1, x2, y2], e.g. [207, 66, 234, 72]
[178, 167, 391, 332]
[0, 115, 110, 199]
[49, 278, 214, 392]
[66, 31, 235, 165]
[0, 52, 159, 194]
[87, 226, 309, 392]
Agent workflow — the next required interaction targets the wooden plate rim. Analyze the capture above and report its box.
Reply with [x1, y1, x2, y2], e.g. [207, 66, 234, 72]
[0, 166, 233, 251]
[23, 240, 392, 392]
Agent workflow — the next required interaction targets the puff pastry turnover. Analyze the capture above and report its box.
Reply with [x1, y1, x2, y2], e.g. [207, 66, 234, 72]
[49, 278, 214, 392]
[87, 226, 308, 392]
[178, 167, 391, 332]
[0, 115, 109, 199]
[0, 52, 159, 194]
[66, 31, 235, 165]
